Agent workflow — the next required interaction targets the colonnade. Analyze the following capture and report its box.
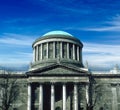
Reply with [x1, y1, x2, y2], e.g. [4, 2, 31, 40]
[27, 83, 88, 110]
[33, 42, 81, 62]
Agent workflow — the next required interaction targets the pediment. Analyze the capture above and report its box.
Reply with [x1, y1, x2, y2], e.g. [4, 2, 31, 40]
[40, 67, 79, 75]
[27, 63, 89, 76]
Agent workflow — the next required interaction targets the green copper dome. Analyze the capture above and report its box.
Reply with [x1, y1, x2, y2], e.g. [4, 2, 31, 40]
[42, 31, 73, 37]
[33, 30, 83, 47]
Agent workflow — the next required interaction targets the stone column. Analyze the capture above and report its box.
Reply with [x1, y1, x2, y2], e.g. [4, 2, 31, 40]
[41, 44, 43, 60]
[74, 84, 78, 110]
[112, 86, 118, 110]
[36, 46, 38, 61]
[27, 83, 31, 110]
[77, 46, 80, 61]
[67, 43, 69, 59]
[33, 47, 35, 62]
[60, 42, 63, 58]
[73, 44, 75, 60]
[53, 42, 55, 58]
[63, 84, 66, 110]
[47, 42, 49, 59]
[51, 84, 55, 110]
[80, 48, 82, 63]
[34, 47, 36, 61]
[86, 84, 89, 106]
[39, 84, 43, 110]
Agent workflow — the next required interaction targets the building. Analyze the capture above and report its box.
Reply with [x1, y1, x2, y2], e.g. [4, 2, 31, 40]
[0, 31, 120, 110]
[27, 31, 90, 110]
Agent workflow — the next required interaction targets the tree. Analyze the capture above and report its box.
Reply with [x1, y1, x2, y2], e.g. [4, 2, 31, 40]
[0, 70, 20, 110]
[88, 82, 112, 110]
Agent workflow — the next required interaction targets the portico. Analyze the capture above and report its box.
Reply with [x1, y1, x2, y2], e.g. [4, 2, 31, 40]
[27, 81, 89, 110]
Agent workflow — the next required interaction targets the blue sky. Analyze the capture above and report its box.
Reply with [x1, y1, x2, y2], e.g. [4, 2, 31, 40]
[0, 0, 120, 70]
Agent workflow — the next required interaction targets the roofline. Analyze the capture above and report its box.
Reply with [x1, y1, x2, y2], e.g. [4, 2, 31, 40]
[32, 35, 83, 48]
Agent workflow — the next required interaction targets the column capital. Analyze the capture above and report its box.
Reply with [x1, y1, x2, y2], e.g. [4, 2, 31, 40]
[27, 83, 32, 86]
[50, 82, 56, 85]
[61, 82, 67, 85]
[39, 82, 44, 85]
[73, 82, 79, 85]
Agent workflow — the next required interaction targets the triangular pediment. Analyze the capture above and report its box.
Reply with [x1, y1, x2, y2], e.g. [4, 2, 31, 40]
[40, 66, 79, 75]
[27, 63, 89, 76]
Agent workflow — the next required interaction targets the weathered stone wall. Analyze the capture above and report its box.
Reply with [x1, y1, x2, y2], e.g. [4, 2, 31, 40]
[1, 73, 120, 110]
[92, 75, 120, 110]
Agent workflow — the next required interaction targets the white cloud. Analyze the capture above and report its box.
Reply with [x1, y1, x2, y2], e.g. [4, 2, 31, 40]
[0, 33, 35, 46]
[106, 14, 120, 26]
[83, 26, 120, 32]
[83, 42, 120, 68]
[0, 33, 35, 67]
[0, 52, 33, 65]
[82, 14, 120, 32]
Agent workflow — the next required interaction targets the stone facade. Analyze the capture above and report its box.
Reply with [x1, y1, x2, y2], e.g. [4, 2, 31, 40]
[0, 31, 120, 110]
